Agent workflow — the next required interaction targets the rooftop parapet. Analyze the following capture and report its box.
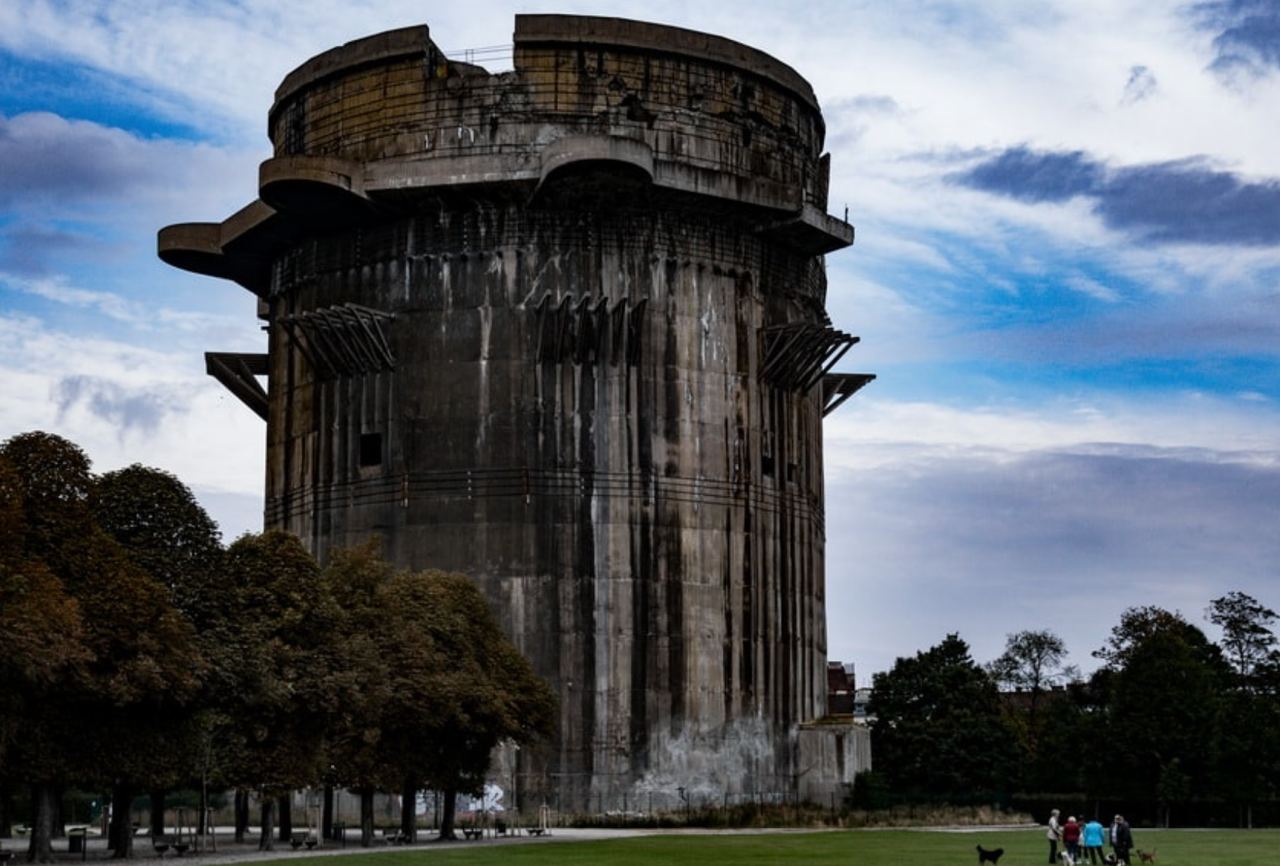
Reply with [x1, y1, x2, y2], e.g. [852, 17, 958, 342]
[161, 15, 853, 297]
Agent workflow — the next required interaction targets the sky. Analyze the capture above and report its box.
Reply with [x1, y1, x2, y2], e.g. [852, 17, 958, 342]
[1, 0, 1277, 683]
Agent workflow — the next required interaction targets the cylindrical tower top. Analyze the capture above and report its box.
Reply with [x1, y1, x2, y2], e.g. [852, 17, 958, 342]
[161, 15, 852, 295]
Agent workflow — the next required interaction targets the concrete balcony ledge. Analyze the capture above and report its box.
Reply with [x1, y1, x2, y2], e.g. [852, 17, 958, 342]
[758, 203, 855, 255]
[534, 135, 655, 200]
[259, 155, 371, 218]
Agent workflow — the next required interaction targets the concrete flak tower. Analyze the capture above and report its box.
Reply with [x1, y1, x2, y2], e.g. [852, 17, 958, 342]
[161, 15, 872, 811]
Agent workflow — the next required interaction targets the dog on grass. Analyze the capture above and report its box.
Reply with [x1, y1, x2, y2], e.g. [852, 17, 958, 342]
[975, 844, 1004, 864]
[1136, 851, 1156, 863]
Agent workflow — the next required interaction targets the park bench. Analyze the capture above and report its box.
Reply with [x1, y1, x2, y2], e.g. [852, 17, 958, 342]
[154, 837, 190, 858]
[1, 849, 15, 864]
[461, 827, 484, 840]
[527, 827, 546, 837]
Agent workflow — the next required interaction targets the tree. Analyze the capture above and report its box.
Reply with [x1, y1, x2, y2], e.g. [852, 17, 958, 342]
[92, 465, 223, 622]
[987, 630, 1084, 794]
[1096, 607, 1228, 822]
[988, 630, 1075, 695]
[0, 436, 95, 862]
[869, 634, 1015, 802]
[91, 465, 225, 835]
[1207, 591, 1277, 688]
[0, 468, 90, 863]
[420, 573, 556, 839]
[0, 434, 203, 860]
[987, 630, 1076, 748]
[321, 547, 558, 843]
[1206, 593, 1280, 825]
[213, 531, 334, 850]
[324, 543, 397, 847]
[0, 432, 95, 579]
[69, 540, 204, 858]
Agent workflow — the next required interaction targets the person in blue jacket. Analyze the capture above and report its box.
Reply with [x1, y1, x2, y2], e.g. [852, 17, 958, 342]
[1082, 817, 1105, 864]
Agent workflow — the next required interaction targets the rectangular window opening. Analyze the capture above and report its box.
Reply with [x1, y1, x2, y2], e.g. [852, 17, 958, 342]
[359, 432, 383, 467]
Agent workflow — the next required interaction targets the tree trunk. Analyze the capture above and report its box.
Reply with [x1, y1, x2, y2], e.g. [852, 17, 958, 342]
[150, 789, 167, 838]
[321, 786, 334, 840]
[25, 783, 56, 863]
[277, 794, 292, 842]
[50, 789, 64, 839]
[233, 790, 249, 843]
[359, 789, 374, 848]
[257, 798, 275, 851]
[1, 781, 12, 839]
[110, 784, 134, 859]
[195, 788, 206, 838]
[437, 788, 457, 841]
[400, 779, 415, 842]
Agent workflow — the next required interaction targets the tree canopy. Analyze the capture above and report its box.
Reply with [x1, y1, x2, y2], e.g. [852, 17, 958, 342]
[0, 430, 558, 856]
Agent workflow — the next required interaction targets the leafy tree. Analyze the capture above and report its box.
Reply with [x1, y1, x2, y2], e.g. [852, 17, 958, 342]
[322, 548, 557, 842]
[214, 531, 335, 850]
[1206, 593, 1280, 825]
[0, 434, 203, 860]
[869, 634, 1015, 803]
[325, 544, 397, 846]
[92, 465, 223, 622]
[987, 629, 1077, 764]
[1095, 607, 1228, 823]
[988, 630, 1076, 695]
[0, 454, 90, 862]
[0, 435, 95, 862]
[1094, 605, 1202, 670]
[91, 465, 225, 834]
[1207, 591, 1277, 688]
[70, 540, 203, 858]
[0, 432, 95, 578]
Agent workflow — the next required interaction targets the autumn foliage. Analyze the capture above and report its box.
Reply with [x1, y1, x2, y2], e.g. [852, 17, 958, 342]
[0, 431, 556, 860]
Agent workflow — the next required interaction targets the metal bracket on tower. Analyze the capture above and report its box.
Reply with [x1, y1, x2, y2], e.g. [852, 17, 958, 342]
[278, 303, 395, 379]
[205, 352, 269, 420]
[533, 293, 646, 366]
[821, 372, 876, 416]
[759, 323, 858, 392]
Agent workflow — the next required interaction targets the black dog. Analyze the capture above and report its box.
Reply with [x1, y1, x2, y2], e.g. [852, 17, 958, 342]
[977, 844, 1005, 864]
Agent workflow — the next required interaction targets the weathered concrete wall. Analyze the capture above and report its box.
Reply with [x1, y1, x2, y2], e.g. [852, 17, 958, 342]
[795, 722, 872, 805]
[161, 14, 865, 811]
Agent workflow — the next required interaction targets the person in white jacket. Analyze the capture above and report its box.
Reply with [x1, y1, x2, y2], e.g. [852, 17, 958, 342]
[1046, 809, 1062, 864]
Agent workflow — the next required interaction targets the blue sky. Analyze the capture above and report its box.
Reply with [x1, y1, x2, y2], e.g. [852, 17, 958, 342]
[1, 0, 1278, 679]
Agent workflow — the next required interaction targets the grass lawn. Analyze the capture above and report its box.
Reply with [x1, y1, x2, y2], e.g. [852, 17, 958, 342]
[280, 828, 1280, 866]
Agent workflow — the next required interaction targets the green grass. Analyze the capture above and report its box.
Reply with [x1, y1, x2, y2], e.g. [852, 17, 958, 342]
[275, 828, 1280, 866]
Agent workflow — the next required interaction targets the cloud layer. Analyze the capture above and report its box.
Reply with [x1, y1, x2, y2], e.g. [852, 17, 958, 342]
[1196, 0, 1280, 78]
[956, 146, 1280, 245]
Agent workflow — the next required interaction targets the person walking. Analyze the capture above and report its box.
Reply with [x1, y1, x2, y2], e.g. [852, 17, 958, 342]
[1082, 816, 1105, 864]
[1046, 809, 1062, 864]
[1062, 816, 1081, 864]
[1110, 814, 1133, 865]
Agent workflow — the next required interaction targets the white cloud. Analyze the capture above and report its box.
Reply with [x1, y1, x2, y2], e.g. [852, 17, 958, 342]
[822, 387, 1280, 673]
[0, 111, 262, 219]
[0, 312, 264, 499]
[825, 394, 1280, 472]
[3, 272, 242, 333]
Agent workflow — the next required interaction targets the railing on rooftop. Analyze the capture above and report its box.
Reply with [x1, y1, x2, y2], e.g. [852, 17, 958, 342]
[445, 45, 514, 67]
